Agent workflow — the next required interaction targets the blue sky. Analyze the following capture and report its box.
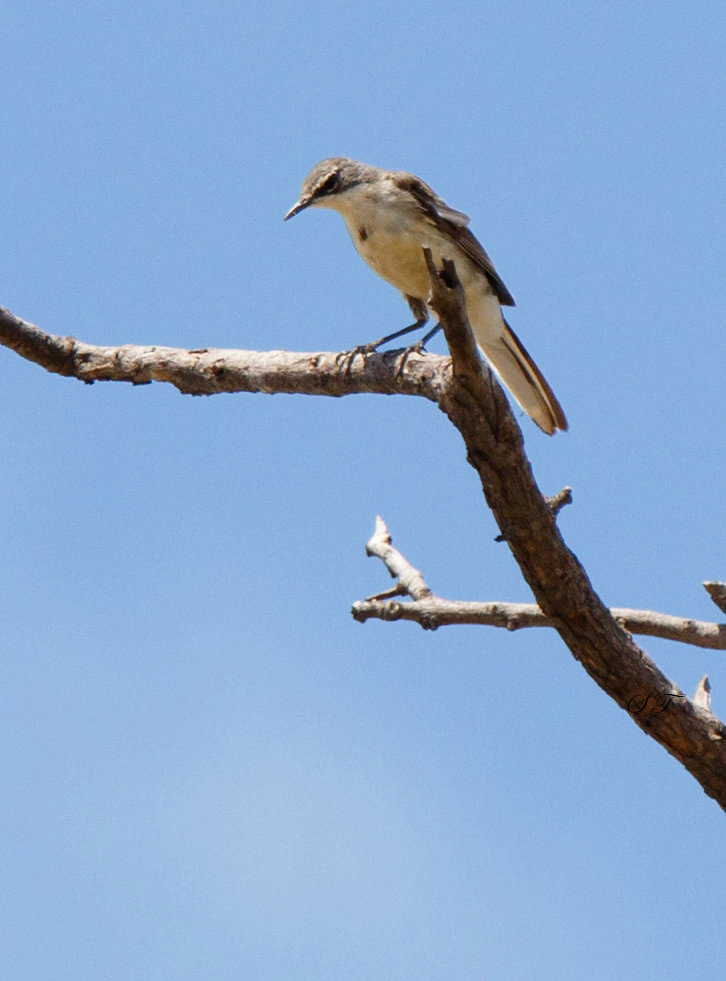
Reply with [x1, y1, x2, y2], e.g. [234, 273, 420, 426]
[1, 2, 725, 978]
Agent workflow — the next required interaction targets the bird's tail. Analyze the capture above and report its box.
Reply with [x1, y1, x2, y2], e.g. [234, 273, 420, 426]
[478, 319, 568, 435]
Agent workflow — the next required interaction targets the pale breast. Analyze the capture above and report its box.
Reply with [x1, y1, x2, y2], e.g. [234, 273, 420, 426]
[351, 221, 432, 297]
[332, 183, 501, 335]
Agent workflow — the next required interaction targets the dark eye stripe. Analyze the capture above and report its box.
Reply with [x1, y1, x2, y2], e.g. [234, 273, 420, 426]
[319, 172, 339, 194]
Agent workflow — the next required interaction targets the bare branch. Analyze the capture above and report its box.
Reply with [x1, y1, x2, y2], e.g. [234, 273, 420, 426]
[545, 486, 573, 515]
[364, 584, 409, 603]
[609, 610, 725, 650]
[0, 307, 446, 401]
[353, 520, 726, 649]
[364, 516, 433, 601]
[354, 597, 726, 650]
[694, 676, 713, 712]
[3, 296, 726, 809]
[704, 582, 726, 615]
[393, 257, 726, 809]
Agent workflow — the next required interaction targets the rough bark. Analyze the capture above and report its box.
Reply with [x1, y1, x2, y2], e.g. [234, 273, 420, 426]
[420, 255, 726, 807]
[0, 307, 444, 400]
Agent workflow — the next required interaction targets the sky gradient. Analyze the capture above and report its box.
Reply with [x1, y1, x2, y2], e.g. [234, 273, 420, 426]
[2, 2, 725, 978]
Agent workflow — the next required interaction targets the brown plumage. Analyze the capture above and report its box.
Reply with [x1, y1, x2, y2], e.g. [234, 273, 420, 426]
[286, 158, 567, 434]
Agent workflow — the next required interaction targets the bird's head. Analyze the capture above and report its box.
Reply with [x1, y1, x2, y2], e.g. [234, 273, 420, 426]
[284, 158, 369, 220]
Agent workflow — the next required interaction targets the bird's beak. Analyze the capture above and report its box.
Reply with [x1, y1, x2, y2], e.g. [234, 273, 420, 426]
[284, 195, 311, 221]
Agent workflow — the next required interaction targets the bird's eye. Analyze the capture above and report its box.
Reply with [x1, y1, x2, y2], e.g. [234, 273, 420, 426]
[320, 172, 339, 194]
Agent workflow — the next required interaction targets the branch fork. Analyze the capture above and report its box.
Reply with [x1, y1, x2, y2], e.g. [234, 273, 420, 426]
[2, 257, 726, 808]
[353, 517, 726, 650]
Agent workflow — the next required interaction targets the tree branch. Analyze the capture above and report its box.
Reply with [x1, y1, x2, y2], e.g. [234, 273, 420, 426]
[0, 307, 446, 401]
[2, 293, 725, 810]
[704, 582, 726, 615]
[694, 676, 713, 712]
[353, 517, 726, 649]
[418, 255, 726, 810]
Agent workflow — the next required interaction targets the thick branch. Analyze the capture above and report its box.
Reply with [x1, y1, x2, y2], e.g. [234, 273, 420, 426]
[420, 260, 726, 809]
[0, 307, 446, 401]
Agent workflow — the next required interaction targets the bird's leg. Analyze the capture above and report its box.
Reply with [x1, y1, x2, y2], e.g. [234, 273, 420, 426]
[400, 321, 442, 356]
[335, 319, 427, 369]
[335, 296, 429, 371]
[362, 316, 429, 350]
[395, 322, 443, 375]
[418, 322, 443, 347]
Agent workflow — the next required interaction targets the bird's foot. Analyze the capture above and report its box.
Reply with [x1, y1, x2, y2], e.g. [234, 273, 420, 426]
[334, 343, 379, 373]
[395, 339, 429, 376]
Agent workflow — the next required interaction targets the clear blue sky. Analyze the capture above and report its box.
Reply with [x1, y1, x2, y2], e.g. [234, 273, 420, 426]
[2, 2, 725, 978]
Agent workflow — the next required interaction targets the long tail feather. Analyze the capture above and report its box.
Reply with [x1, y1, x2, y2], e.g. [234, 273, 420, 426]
[479, 319, 568, 435]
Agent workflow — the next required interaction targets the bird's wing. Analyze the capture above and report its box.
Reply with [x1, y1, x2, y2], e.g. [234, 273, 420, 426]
[393, 172, 516, 307]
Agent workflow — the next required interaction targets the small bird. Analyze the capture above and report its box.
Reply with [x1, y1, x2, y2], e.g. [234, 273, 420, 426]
[285, 157, 567, 434]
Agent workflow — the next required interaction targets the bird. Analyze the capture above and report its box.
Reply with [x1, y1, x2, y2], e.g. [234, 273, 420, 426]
[285, 157, 567, 434]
